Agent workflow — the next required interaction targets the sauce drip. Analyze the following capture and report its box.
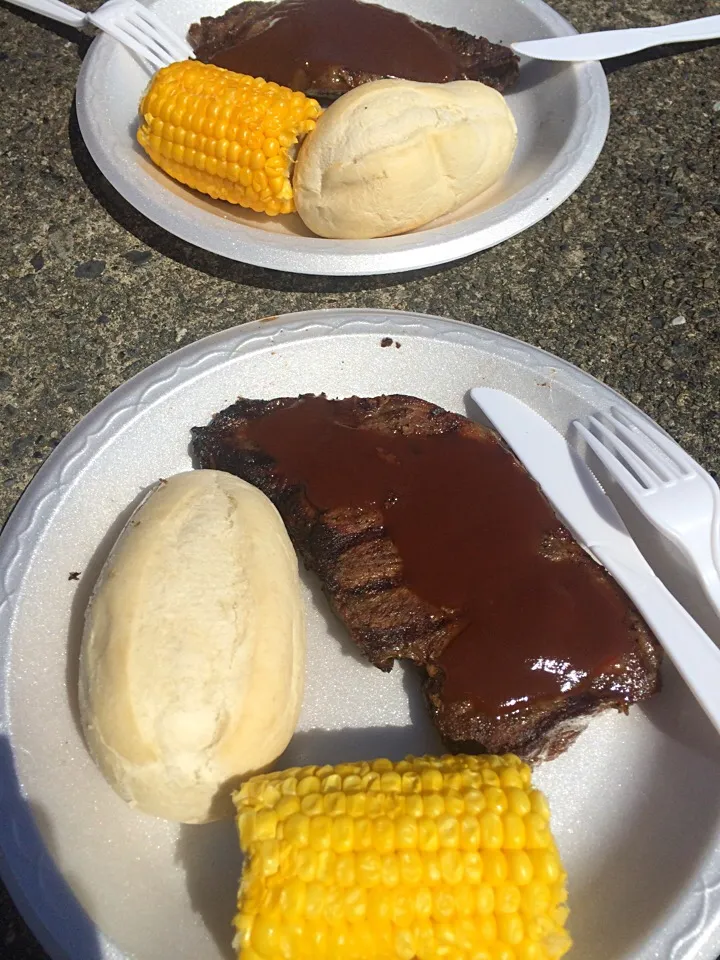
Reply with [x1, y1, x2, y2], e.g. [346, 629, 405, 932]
[208, 0, 466, 88]
[246, 396, 637, 716]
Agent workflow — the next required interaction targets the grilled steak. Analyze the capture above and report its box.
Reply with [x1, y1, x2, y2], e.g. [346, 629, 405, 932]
[188, 0, 520, 100]
[191, 394, 662, 761]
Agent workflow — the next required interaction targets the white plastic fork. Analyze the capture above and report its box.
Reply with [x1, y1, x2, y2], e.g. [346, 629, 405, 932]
[574, 406, 720, 620]
[6, 0, 193, 71]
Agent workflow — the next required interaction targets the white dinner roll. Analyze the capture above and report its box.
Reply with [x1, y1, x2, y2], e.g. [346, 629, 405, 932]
[79, 470, 306, 823]
[293, 78, 518, 239]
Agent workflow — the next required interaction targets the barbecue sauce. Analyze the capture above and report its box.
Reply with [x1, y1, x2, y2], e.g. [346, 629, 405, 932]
[245, 396, 640, 717]
[207, 0, 473, 90]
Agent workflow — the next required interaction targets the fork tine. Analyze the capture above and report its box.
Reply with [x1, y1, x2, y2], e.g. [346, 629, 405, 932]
[588, 416, 661, 488]
[610, 406, 695, 477]
[573, 420, 653, 498]
[145, 13, 193, 60]
[132, 7, 193, 61]
[107, 24, 166, 70]
[118, 19, 175, 67]
[605, 411, 681, 481]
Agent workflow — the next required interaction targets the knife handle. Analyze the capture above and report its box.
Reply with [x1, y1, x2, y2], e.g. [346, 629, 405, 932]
[654, 15, 720, 45]
[593, 542, 720, 734]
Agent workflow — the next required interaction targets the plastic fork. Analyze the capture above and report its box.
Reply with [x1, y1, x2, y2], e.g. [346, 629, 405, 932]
[574, 406, 720, 619]
[6, 0, 193, 71]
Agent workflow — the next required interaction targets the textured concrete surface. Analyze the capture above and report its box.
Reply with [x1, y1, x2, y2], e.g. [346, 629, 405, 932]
[0, 0, 719, 955]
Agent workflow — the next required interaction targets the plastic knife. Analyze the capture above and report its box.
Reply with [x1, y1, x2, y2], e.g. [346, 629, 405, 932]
[470, 387, 720, 734]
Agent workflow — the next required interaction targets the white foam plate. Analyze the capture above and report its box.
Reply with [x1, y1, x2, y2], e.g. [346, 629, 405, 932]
[75, 0, 609, 275]
[1, 310, 719, 960]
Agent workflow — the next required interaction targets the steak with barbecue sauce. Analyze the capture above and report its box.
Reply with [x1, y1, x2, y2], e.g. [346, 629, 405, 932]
[191, 394, 662, 761]
[188, 0, 520, 100]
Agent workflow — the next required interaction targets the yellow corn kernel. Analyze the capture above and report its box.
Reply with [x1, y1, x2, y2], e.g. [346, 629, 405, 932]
[279, 878, 306, 919]
[527, 850, 559, 885]
[492, 944, 517, 960]
[484, 787, 509, 815]
[421, 767, 444, 792]
[356, 850, 382, 887]
[415, 920, 435, 955]
[276, 795, 301, 820]
[381, 771, 403, 793]
[424, 854, 442, 886]
[392, 890, 415, 928]
[372, 758, 394, 773]
[324, 792, 346, 816]
[424, 793, 445, 818]
[382, 853, 401, 887]
[516, 944, 544, 960]
[432, 888, 456, 922]
[444, 789, 465, 817]
[437, 815, 460, 849]
[366, 794, 386, 818]
[447, 883, 471, 919]
[478, 914, 499, 943]
[305, 815, 330, 851]
[521, 881, 551, 918]
[366, 887, 391, 923]
[256, 839, 279, 876]
[477, 883, 496, 915]
[354, 817, 373, 850]
[373, 817, 395, 854]
[335, 853, 355, 887]
[233, 754, 571, 960]
[395, 816, 418, 849]
[484, 850, 509, 886]
[398, 849, 423, 885]
[300, 794, 323, 816]
[525, 814, 551, 850]
[503, 814, 527, 850]
[464, 850, 484, 884]
[415, 886, 433, 919]
[482, 768, 501, 788]
[481, 811, 505, 849]
[283, 812, 310, 846]
[343, 886, 366, 923]
[138, 60, 322, 216]
[529, 790, 551, 820]
[346, 793, 366, 818]
[314, 850, 334, 883]
[305, 921, 328, 958]
[439, 849, 464, 884]
[322, 773, 343, 793]
[332, 816, 354, 854]
[293, 848, 316, 883]
[506, 788, 532, 817]
[496, 883, 522, 914]
[418, 817, 440, 852]
[508, 851, 534, 887]
[465, 790, 487, 815]
[499, 767, 525, 790]
[460, 815, 481, 850]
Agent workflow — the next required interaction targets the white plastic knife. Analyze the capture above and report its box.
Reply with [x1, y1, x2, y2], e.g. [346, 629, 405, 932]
[511, 15, 720, 62]
[470, 387, 720, 735]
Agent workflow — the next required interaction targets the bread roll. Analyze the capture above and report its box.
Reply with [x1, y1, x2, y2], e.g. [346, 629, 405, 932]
[293, 78, 517, 239]
[79, 470, 305, 823]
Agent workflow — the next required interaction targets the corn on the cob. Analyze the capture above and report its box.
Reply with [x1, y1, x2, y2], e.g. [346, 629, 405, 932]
[137, 60, 322, 216]
[233, 754, 571, 960]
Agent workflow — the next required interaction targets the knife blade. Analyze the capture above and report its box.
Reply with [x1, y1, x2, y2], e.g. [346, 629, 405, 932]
[470, 387, 633, 561]
[470, 387, 720, 734]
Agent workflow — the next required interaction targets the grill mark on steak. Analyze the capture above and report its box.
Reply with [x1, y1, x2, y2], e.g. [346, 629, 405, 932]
[191, 394, 662, 761]
[188, 0, 520, 100]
